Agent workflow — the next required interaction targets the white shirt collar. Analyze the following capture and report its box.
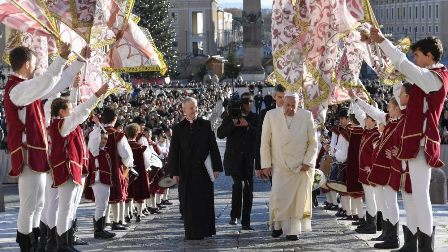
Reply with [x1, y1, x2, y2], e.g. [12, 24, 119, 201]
[12, 72, 28, 80]
[426, 63, 444, 69]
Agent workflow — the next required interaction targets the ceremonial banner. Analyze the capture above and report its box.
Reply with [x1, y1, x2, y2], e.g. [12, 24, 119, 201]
[2, 29, 52, 76]
[103, 19, 167, 75]
[0, 0, 55, 36]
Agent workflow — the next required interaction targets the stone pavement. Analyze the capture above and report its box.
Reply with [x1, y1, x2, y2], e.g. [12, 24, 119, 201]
[1, 140, 448, 251]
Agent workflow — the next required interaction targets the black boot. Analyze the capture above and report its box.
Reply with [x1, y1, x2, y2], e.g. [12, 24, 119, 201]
[56, 230, 78, 252]
[94, 217, 116, 239]
[37, 221, 47, 252]
[71, 219, 88, 246]
[32, 226, 40, 252]
[377, 211, 383, 231]
[16, 231, 36, 252]
[356, 212, 377, 234]
[374, 221, 400, 249]
[391, 225, 417, 252]
[45, 227, 57, 252]
[371, 219, 388, 241]
[111, 221, 128, 230]
[417, 227, 435, 252]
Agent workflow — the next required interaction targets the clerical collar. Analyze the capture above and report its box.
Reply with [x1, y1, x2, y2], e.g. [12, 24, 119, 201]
[426, 63, 444, 69]
[12, 72, 28, 80]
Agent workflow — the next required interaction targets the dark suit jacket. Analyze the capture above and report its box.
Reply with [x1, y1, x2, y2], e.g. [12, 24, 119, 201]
[217, 112, 258, 178]
[255, 107, 274, 170]
[168, 118, 223, 178]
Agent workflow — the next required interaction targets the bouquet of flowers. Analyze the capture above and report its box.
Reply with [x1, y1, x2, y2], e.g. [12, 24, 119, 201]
[313, 169, 326, 191]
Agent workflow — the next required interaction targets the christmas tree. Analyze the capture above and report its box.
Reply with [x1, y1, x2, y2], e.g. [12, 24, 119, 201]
[133, 0, 178, 78]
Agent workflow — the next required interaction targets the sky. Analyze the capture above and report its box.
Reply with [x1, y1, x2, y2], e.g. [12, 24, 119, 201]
[220, 0, 271, 9]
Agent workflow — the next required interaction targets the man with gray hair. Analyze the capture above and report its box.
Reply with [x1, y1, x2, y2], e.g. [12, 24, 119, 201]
[168, 97, 223, 240]
[260, 92, 318, 241]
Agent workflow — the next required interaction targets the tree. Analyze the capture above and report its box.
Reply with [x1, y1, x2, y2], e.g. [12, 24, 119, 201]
[132, 0, 178, 78]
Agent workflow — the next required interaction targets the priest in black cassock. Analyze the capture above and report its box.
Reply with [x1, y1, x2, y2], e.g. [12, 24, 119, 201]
[168, 97, 223, 240]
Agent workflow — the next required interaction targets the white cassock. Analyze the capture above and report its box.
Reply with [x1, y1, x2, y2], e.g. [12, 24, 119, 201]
[260, 107, 318, 235]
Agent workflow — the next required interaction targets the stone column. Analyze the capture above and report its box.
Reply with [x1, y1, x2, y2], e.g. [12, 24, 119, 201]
[241, 0, 265, 82]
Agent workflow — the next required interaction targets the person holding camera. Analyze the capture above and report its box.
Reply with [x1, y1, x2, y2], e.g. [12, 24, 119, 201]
[217, 92, 258, 230]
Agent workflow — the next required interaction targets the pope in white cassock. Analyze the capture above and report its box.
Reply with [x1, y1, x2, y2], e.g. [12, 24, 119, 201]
[260, 92, 318, 241]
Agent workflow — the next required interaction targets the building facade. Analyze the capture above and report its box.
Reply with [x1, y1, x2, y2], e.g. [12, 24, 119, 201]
[372, 0, 448, 56]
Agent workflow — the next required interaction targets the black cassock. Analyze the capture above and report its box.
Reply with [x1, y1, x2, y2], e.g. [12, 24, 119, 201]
[168, 118, 223, 240]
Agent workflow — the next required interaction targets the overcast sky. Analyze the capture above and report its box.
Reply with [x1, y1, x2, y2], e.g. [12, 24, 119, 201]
[220, 0, 271, 9]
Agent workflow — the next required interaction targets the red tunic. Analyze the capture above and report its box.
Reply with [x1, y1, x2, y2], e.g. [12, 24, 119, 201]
[49, 118, 88, 186]
[128, 141, 151, 201]
[398, 67, 448, 168]
[358, 127, 380, 185]
[368, 118, 401, 191]
[393, 114, 412, 193]
[105, 127, 127, 202]
[4, 75, 49, 176]
[342, 125, 364, 195]
[88, 150, 113, 186]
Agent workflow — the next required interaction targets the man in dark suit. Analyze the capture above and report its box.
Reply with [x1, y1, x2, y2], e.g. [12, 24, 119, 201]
[217, 92, 258, 230]
[169, 97, 223, 240]
[255, 84, 286, 179]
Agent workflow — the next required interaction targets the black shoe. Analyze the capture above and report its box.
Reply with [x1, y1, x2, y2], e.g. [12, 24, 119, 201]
[285, 235, 298, 241]
[352, 217, 366, 226]
[157, 204, 166, 209]
[242, 225, 254, 231]
[128, 211, 133, 220]
[125, 216, 131, 223]
[356, 213, 377, 234]
[16, 231, 36, 252]
[119, 221, 129, 227]
[229, 218, 237, 225]
[271, 229, 283, 238]
[338, 215, 355, 221]
[374, 221, 400, 249]
[335, 209, 346, 217]
[417, 227, 435, 252]
[136, 215, 141, 223]
[142, 208, 150, 215]
[94, 217, 116, 240]
[111, 222, 128, 230]
[391, 225, 417, 252]
[149, 207, 161, 214]
[371, 219, 388, 241]
[329, 204, 339, 211]
[161, 199, 173, 205]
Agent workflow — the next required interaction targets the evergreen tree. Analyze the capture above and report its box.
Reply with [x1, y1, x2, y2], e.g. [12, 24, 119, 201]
[133, 0, 178, 78]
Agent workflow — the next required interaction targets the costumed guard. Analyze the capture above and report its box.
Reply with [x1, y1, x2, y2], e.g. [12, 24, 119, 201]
[125, 123, 153, 222]
[355, 96, 403, 249]
[87, 116, 116, 239]
[99, 107, 134, 231]
[4, 45, 71, 251]
[48, 84, 108, 251]
[349, 96, 381, 235]
[371, 28, 448, 251]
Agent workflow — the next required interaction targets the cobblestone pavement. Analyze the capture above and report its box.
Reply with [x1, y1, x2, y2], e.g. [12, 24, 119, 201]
[1, 140, 448, 251]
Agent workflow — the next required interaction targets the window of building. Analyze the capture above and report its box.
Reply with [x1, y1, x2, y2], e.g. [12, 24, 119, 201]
[386, 9, 389, 19]
[435, 26, 439, 33]
[436, 5, 439, 19]
[409, 7, 412, 19]
[429, 26, 432, 33]
[428, 5, 432, 19]
[192, 11, 204, 35]
[391, 7, 394, 19]
[402, 7, 405, 20]
[415, 6, 418, 19]
[422, 6, 425, 19]
[422, 26, 424, 32]
[192, 41, 203, 56]
[380, 9, 383, 19]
